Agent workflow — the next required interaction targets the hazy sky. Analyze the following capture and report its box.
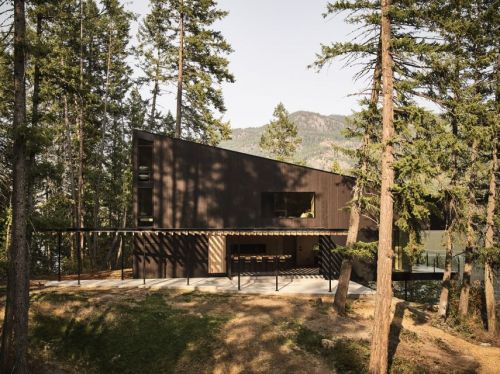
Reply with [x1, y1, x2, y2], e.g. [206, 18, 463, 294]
[127, 1, 366, 128]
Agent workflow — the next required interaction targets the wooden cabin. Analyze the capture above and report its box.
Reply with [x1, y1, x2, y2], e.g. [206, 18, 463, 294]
[132, 130, 377, 280]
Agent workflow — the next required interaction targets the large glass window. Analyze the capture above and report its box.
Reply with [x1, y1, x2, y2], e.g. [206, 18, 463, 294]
[261, 192, 315, 218]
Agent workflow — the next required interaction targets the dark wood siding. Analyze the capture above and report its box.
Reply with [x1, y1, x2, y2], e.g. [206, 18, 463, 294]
[134, 233, 208, 278]
[134, 130, 360, 230]
[132, 130, 377, 279]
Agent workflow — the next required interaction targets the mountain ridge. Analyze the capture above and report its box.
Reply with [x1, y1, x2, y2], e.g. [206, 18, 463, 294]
[220, 111, 356, 171]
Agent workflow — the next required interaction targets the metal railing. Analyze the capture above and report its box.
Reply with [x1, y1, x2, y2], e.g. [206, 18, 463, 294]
[36, 228, 336, 293]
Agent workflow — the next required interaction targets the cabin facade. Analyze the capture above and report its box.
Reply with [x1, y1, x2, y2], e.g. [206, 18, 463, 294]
[132, 130, 377, 280]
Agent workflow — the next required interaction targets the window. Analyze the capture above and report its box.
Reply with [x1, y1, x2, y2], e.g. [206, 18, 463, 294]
[230, 244, 266, 255]
[138, 187, 153, 226]
[137, 139, 153, 182]
[261, 192, 315, 218]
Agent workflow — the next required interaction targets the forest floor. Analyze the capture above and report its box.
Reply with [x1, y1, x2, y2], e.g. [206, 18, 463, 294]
[0, 286, 499, 374]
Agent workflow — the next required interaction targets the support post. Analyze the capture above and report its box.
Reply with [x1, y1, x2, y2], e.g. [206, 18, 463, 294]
[227, 245, 232, 280]
[143, 251, 146, 285]
[404, 279, 408, 301]
[77, 231, 81, 286]
[57, 231, 62, 282]
[237, 244, 241, 291]
[426, 252, 429, 267]
[275, 256, 279, 292]
[238, 256, 241, 291]
[187, 240, 191, 286]
[329, 257, 332, 292]
[121, 233, 124, 281]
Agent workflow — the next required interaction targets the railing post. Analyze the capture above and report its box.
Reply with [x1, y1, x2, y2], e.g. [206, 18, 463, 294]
[187, 242, 191, 286]
[227, 245, 232, 280]
[404, 279, 408, 301]
[329, 255, 332, 292]
[433, 256, 436, 273]
[76, 231, 81, 286]
[426, 252, 429, 267]
[121, 233, 124, 281]
[237, 244, 241, 291]
[57, 231, 62, 282]
[275, 256, 279, 292]
[238, 256, 241, 291]
[143, 251, 146, 285]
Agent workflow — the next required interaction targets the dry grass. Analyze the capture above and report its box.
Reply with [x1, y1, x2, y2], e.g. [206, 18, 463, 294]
[0, 287, 495, 373]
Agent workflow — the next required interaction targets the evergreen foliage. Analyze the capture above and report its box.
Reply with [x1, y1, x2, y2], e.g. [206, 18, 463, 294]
[136, 0, 234, 145]
[259, 103, 302, 162]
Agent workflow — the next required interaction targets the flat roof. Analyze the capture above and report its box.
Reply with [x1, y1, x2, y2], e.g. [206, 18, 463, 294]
[39, 228, 348, 236]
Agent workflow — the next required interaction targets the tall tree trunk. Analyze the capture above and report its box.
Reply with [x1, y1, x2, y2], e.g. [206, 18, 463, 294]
[76, 0, 85, 266]
[0, 0, 29, 372]
[334, 47, 382, 314]
[93, 32, 113, 268]
[438, 106, 459, 317]
[31, 13, 42, 131]
[369, 0, 395, 372]
[63, 90, 78, 260]
[175, 1, 185, 138]
[333, 197, 360, 314]
[149, 49, 160, 129]
[438, 227, 454, 318]
[484, 136, 497, 334]
[458, 139, 478, 317]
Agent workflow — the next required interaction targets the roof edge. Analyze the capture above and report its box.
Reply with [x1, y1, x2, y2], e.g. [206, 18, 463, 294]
[132, 129, 355, 179]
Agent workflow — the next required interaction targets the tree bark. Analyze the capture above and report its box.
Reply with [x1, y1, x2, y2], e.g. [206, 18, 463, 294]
[92, 31, 113, 268]
[333, 192, 360, 313]
[438, 228, 453, 318]
[63, 90, 78, 261]
[484, 137, 497, 334]
[0, 0, 30, 372]
[458, 139, 478, 317]
[149, 48, 160, 129]
[438, 104, 459, 317]
[369, 0, 395, 372]
[76, 0, 85, 265]
[175, 1, 184, 138]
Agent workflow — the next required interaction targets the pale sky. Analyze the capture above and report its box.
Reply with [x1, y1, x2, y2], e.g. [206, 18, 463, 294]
[126, 0, 366, 128]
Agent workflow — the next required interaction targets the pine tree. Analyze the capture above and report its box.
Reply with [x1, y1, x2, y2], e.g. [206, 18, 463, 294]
[312, 0, 439, 318]
[312, 0, 383, 313]
[0, 35, 13, 257]
[368, 0, 395, 371]
[417, 0, 499, 319]
[259, 103, 302, 163]
[135, 0, 174, 132]
[136, 0, 234, 145]
[0, 0, 30, 371]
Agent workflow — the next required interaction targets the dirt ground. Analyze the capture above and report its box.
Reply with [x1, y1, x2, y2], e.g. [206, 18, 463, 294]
[18, 286, 500, 374]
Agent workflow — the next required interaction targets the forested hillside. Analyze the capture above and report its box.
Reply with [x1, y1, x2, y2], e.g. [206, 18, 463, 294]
[220, 111, 357, 171]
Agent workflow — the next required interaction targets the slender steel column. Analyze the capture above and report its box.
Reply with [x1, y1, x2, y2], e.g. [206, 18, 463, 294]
[57, 231, 62, 282]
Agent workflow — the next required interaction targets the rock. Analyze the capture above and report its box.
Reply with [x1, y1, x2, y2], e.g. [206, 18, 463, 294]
[480, 342, 491, 347]
[321, 338, 335, 349]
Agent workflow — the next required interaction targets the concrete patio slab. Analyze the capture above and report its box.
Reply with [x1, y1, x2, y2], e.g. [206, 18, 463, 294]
[44, 276, 375, 298]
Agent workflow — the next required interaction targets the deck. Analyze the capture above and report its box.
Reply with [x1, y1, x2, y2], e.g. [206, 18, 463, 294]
[44, 276, 376, 297]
